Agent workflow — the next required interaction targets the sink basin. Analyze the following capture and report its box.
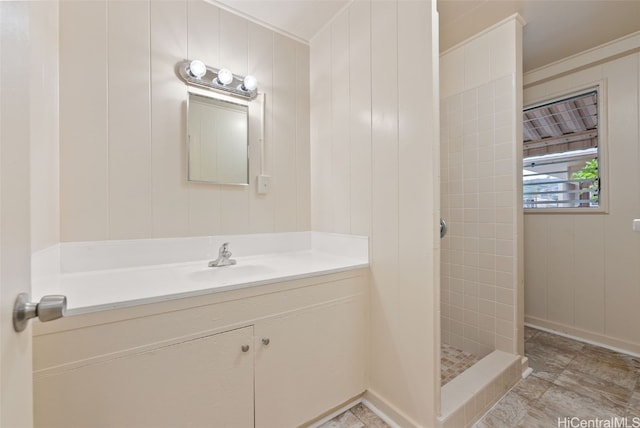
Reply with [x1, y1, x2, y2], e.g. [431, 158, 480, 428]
[188, 263, 276, 283]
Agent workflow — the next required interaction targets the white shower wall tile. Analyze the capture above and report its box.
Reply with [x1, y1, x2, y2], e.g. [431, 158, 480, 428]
[441, 77, 518, 359]
[440, 17, 522, 362]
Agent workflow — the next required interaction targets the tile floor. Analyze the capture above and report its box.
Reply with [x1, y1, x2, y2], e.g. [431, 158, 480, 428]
[474, 326, 640, 427]
[318, 402, 390, 428]
[441, 343, 480, 386]
[322, 327, 640, 427]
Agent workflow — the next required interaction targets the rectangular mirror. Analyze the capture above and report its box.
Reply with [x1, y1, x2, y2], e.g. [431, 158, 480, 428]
[187, 91, 249, 185]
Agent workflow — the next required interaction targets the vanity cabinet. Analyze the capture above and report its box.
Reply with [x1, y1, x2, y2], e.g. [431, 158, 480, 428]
[34, 326, 255, 428]
[255, 295, 366, 428]
[33, 271, 367, 428]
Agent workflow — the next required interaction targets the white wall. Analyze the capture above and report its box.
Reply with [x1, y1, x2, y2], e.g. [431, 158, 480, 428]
[310, 1, 440, 426]
[59, 0, 310, 242]
[524, 34, 640, 355]
[440, 16, 525, 359]
[30, 1, 59, 252]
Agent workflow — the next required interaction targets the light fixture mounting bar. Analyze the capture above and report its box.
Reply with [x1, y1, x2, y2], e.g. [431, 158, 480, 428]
[176, 60, 258, 100]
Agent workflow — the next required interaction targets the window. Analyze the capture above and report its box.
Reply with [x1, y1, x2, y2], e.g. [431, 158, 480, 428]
[523, 89, 602, 210]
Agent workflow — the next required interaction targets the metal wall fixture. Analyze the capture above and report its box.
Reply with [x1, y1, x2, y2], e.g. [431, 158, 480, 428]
[176, 59, 258, 100]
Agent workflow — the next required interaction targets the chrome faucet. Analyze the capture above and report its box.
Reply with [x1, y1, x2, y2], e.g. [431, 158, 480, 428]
[208, 242, 237, 267]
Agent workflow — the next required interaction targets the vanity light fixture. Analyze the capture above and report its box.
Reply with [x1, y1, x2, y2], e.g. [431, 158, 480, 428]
[216, 68, 234, 85]
[177, 59, 258, 100]
[241, 75, 258, 92]
[187, 60, 207, 79]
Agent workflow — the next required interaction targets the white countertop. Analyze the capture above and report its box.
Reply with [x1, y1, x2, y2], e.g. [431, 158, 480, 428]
[32, 232, 369, 315]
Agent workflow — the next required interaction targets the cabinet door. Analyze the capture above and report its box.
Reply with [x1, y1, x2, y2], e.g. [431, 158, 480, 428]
[34, 326, 254, 428]
[255, 297, 366, 428]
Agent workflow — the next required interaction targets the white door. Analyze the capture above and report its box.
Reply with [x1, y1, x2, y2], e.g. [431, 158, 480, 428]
[1, 2, 36, 427]
[255, 296, 366, 428]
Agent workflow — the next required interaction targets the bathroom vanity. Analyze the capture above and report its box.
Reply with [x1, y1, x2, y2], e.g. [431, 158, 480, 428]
[31, 232, 369, 428]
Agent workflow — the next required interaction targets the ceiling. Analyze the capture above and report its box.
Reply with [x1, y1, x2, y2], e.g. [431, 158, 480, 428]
[214, 0, 640, 72]
[439, 0, 640, 71]
[212, 0, 349, 42]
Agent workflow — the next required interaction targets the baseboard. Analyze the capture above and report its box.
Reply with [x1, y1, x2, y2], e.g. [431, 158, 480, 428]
[520, 356, 529, 377]
[304, 392, 405, 428]
[361, 398, 403, 428]
[363, 389, 422, 428]
[525, 317, 640, 358]
[305, 396, 364, 428]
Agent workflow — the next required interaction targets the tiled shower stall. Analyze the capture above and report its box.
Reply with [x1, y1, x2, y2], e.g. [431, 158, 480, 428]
[440, 14, 524, 379]
[441, 74, 519, 359]
[438, 14, 525, 428]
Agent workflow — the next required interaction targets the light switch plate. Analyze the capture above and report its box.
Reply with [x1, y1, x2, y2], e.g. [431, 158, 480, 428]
[634, 219, 640, 232]
[257, 175, 271, 195]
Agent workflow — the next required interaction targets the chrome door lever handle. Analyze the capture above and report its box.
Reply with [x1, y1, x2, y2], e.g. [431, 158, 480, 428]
[13, 293, 67, 332]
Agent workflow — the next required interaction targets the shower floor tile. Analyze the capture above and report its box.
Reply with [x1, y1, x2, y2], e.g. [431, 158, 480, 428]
[441, 343, 480, 386]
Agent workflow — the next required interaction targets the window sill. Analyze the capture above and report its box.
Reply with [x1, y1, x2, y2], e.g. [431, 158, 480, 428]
[524, 207, 608, 215]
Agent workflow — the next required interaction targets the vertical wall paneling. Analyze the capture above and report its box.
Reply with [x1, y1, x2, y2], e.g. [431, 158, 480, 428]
[524, 48, 640, 354]
[150, 0, 189, 237]
[369, 0, 401, 406]
[186, 1, 222, 235]
[397, 1, 438, 422]
[348, 1, 372, 238]
[59, 0, 310, 241]
[30, 0, 60, 251]
[60, 1, 109, 241]
[522, 214, 547, 319]
[295, 44, 311, 231]
[248, 22, 274, 233]
[187, 1, 220, 66]
[602, 54, 640, 343]
[310, 1, 439, 424]
[330, 12, 351, 234]
[310, 28, 332, 233]
[573, 215, 605, 333]
[217, 10, 249, 233]
[273, 34, 298, 232]
[108, 1, 152, 239]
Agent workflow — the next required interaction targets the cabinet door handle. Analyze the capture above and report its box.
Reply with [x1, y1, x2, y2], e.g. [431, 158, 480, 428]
[241, 345, 250, 352]
[261, 338, 270, 345]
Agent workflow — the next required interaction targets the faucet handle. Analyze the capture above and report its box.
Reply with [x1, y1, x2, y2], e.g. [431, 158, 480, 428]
[220, 242, 234, 259]
[209, 242, 236, 267]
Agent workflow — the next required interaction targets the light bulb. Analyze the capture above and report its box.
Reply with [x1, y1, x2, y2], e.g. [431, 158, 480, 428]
[188, 60, 206, 78]
[216, 68, 233, 85]
[241, 75, 258, 91]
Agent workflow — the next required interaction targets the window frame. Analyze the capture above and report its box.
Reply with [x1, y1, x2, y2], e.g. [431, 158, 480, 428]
[522, 80, 608, 214]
